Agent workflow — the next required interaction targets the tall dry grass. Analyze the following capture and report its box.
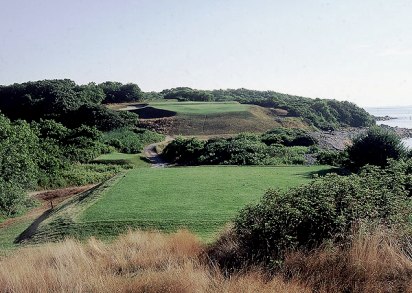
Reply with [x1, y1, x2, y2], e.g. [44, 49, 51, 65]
[2, 227, 412, 292]
[0, 230, 307, 293]
[282, 227, 412, 293]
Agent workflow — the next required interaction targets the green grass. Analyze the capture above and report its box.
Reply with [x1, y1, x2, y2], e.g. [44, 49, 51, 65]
[77, 165, 330, 240]
[94, 152, 150, 168]
[148, 101, 250, 115]
[0, 219, 34, 252]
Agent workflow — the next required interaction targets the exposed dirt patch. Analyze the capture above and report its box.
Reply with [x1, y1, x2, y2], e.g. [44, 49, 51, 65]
[137, 117, 176, 134]
[0, 185, 97, 230]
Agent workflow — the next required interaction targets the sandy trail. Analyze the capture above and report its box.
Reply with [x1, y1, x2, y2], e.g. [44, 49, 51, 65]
[143, 136, 174, 167]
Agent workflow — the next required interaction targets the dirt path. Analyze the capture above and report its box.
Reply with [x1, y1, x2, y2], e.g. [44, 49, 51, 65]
[143, 136, 174, 167]
[0, 185, 97, 230]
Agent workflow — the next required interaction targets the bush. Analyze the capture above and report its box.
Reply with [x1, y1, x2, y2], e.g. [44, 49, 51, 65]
[347, 126, 406, 169]
[316, 149, 348, 166]
[162, 137, 205, 165]
[162, 132, 314, 166]
[104, 128, 164, 154]
[0, 116, 39, 216]
[233, 166, 412, 267]
[38, 164, 123, 189]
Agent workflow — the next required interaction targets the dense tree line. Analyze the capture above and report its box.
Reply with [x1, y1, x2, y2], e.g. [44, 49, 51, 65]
[0, 80, 374, 131]
[0, 80, 142, 131]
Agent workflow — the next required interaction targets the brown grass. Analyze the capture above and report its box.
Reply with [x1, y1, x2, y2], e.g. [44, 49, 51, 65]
[0, 230, 307, 293]
[2, 227, 412, 292]
[282, 227, 412, 293]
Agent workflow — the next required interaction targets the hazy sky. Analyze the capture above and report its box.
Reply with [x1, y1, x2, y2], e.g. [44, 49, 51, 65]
[1, 0, 411, 106]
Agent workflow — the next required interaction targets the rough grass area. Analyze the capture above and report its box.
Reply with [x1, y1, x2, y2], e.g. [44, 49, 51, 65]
[27, 166, 331, 242]
[2, 228, 411, 293]
[0, 230, 309, 292]
[148, 101, 250, 115]
[137, 103, 308, 136]
[94, 152, 150, 168]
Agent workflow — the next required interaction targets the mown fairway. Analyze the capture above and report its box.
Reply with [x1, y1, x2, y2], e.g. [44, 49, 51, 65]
[148, 101, 250, 115]
[80, 165, 330, 239]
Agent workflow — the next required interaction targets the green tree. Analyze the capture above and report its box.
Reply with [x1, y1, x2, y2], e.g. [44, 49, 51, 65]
[0, 115, 39, 215]
[99, 81, 143, 103]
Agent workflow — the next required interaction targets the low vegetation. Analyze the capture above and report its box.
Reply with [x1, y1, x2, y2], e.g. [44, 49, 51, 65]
[103, 128, 164, 154]
[231, 162, 412, 269]
[163, 128, 317, 165]
[1, 228, 412, 293]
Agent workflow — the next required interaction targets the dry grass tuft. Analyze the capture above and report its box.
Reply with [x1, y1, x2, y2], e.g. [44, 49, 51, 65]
[2, 227, 412, 292]
[283, 227, 412, 293]
[0, 229, 306, 293]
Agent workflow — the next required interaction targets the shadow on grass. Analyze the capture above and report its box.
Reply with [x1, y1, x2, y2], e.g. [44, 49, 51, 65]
[92, 159, 133, 166]
[14, 209, 53, 244]
[304, 167, 350, 179]
[14, 184, 103, 244]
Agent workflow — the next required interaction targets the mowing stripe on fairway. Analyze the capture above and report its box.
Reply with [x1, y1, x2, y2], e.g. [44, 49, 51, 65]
[79, 165, 330, 238]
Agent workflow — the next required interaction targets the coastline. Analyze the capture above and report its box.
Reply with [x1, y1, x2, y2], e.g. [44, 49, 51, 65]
[310, 125, 412, 151]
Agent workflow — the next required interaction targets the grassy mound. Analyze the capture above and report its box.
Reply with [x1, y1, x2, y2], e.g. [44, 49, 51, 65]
[23, 165, 330, 242]
[136, 101, 308, 135]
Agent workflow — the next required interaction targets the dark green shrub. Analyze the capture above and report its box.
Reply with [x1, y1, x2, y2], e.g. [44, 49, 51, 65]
[162, 133, 312, 166]
[347, 126, 406, 169]
[162, 137, 205, 165]
[234, 167, 412, 267]
[316, 150, 348, 166]
[104, 128, 164, 154]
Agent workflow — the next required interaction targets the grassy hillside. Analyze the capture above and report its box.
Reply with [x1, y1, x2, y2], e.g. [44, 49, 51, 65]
[24, 165, 331, 242]
[135, 101, 308, 135]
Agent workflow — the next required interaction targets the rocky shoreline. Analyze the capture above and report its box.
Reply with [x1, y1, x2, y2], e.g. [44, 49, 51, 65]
[310, 125, 412, 151]
[373, 115, 397, 121]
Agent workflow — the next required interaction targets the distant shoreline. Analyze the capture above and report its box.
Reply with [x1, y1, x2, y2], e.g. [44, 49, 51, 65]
[373, 115, 397, 121]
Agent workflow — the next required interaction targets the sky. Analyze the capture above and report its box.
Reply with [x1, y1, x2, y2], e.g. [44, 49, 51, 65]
[0, 0, 411, 107]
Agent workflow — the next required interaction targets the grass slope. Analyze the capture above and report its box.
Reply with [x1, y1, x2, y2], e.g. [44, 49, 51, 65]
[29, 165, 331, 242]
[94, 152, 150, 168]
[136, 101, 308, 136]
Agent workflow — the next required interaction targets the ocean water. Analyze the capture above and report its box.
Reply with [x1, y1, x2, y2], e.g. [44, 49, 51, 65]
[365, 106, 412, 149]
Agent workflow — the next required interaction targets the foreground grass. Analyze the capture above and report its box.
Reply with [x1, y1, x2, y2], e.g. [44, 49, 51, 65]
[148, 101, 249, 115]
[1, 228, 411, 293]
[0, 219, 34, 252]
[80, 166, 329, 239]
[0, 230, 308, 293]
